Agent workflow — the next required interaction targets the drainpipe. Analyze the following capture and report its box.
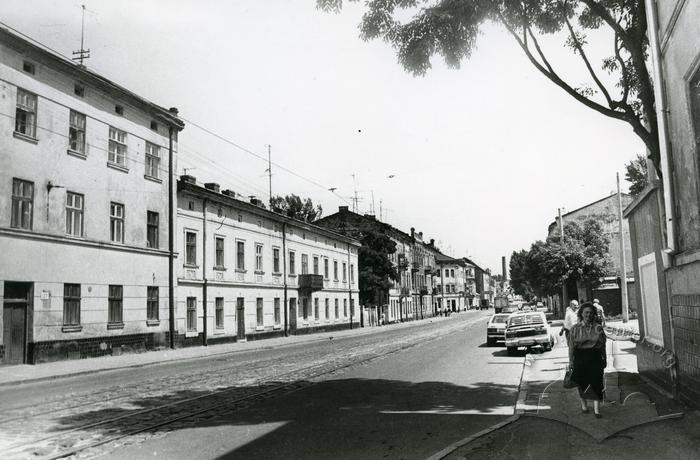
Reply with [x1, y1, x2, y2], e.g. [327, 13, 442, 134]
[282, 221, 288, 336]
[347, 243, 353, 329]
[202, 198, 208, 346]
[168, 126, 175, 349]
[645, 0, 676, 253]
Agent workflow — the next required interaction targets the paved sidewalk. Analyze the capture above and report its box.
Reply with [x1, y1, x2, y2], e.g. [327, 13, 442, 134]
[0, 314, 457, 387]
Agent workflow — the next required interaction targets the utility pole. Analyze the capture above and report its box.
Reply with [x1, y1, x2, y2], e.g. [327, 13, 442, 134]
[371, 190, 376, 216]
[351, 174, 359, 213]
[72, 5, 90, 65]
[559, 207, 567, 317]
[266, 144, 273, 209]
[617, 172, 630, 323]
[379, 200, 383, 221]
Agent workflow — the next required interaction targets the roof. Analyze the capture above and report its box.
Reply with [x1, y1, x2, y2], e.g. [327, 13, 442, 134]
[0, 25, 184, 130]
[178, 179, 361, 247]
[315, 208, 415, 243]
[434, 253, 466, 266]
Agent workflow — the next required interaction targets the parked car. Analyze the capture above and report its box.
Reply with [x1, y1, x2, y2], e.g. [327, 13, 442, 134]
[504, 311, 554, 355]
[486, 313, 511, 346]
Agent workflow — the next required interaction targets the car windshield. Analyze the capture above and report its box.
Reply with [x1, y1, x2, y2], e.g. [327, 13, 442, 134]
[508, 314, 544, 326]
[491, 315, 510, 324]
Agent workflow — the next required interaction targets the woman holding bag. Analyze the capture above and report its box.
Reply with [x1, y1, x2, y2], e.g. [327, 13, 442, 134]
[570, 302, 607, 418]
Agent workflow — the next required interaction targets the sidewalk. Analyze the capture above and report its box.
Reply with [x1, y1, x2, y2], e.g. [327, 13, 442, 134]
[0, 314, 457, 387]
[439, 324, 700, 459]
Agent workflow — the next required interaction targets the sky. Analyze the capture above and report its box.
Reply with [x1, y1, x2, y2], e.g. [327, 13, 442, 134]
[2, 0, 644, 273]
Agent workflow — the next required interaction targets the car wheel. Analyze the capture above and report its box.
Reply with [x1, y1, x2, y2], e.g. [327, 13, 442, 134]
[507, 346, 517, 356]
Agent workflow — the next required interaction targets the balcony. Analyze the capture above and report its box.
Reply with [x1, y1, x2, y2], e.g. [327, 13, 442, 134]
[400, 287, 410, 297]
[411, 262, 420, 272]
[298, 274, 324, 293]
[420, 287, 429, 295]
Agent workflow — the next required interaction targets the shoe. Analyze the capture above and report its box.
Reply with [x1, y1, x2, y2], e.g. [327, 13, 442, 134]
[594, 413, 602, 419]
[581, 407, 589, 414]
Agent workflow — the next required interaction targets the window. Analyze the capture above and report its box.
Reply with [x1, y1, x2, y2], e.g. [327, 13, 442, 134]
[343, 262, 347, 282]
[185, 231, 197, 265]
[313, 256, 319, 275]
[63, 284, 81, 326]
[273, 247, 280, 273]
[115, 104, 124, 115]
[325, 298, 329, 319]
[215, 237, 225, 268]
[237, 241, 245, 270]
[110, 202, 124, 243]
[147, 286, 159, 321]
[334, 299, 339, 319]
[108, 285, 123, 324]
[145, 142, 160, 178]
[11, 178, 33, 230]
[350, 264, 355, 284]
[147, 211, 159, 248]
[274, 298, 281, 325]
[69, 110, 86, 154]
[301, 254, 308, 275]
[445, 269, 449, 277]
[289, 251, 296, 275]
[216, 297, 224, 329]
[324, 258, 329, 279]
[23, 60, 35, 74]
[314, 298, 319, 320]
[74, 83, 85, 97]
[333, 260, 338, 280]
[108, 126, 127, 165]
[302, 298, 309, 319]
[66, 192, 84, 237]
[15, 88, 37, 138]
[350, 299, 355, 318]
[451, 269, 455, 277]
[255, 243, 263, 271]
[290, 297, 297, 319]
[187, 297, 197, 331]
[344, 299, 348, 317]
[150, 120, 158, 131]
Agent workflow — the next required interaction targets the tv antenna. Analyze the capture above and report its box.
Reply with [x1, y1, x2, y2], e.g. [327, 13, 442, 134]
[72, 5, 90, 65]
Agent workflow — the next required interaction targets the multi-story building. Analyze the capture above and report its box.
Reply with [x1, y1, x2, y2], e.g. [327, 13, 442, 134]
[176, 178, 360, 344]
[0, 26, 184, 364]
[434, 253, 467, 312]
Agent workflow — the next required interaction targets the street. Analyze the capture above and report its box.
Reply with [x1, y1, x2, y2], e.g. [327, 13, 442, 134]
[0, 311, 529, 459]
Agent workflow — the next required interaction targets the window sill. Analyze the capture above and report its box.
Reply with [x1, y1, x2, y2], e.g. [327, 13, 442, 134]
[13, 131, 38, 144]
[235, 269, 247, 273]
[254, 270, 265, 275]
[184, 264, 199, 269]
[107, 161, 129, 173]
[255, 326, 265, 331]
[144, 174, 162, 184]
[213, 266, 227, 271]
[67, 149, 87, 160]
[272, 272, 282, 276]
[288, 274, 297, 278]
[146, 320, 160, 326]
[273, 325, 281, 330]
[62, 325, 82, 333]
[107, 322, 124, 330]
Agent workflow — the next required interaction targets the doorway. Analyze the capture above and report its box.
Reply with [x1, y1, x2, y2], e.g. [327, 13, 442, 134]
[3, 282, 32, 365]
[236, 297, 246, 341]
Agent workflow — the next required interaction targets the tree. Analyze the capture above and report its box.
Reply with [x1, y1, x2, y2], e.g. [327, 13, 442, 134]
[357, 229, 399, 306]
[509, 249, 536, 300]
[319, 0, 661, 177]
[624, 153, 648, 196]
[270, 194, 322, 222]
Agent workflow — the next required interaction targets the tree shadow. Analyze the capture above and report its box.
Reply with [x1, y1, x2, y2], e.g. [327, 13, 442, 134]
[47, 377, 520, 459]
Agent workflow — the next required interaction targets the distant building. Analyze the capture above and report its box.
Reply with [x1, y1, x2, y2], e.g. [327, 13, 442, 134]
[176, 178, 360, 344]
[434, 253, 468, 312]
[0, 26, 184, 364]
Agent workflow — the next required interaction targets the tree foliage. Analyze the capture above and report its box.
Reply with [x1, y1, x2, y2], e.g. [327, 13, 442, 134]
[357, 229, 399, 305]
[318, 0, 660, 176]
[624, 152, 648, 196]
[270, 194, 322, 222]
[510, 219, 612, 297]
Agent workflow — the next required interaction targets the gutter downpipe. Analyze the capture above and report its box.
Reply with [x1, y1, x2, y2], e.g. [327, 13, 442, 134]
[168, 126, 175, 349]
[202, 198, 208, 346]
[645, 0, 676, 254]
[282, 222, 289, 337]
[347, 243, 353, 329]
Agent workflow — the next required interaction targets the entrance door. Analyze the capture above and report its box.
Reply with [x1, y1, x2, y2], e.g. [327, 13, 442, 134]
[236, 297, 246, 341]
[289, 298, 297, 330]
[3, 282, 31, 365]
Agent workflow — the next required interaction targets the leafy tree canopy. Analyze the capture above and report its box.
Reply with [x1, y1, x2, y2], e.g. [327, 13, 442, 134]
[358, 229, 399, 305]
[318, 0, 660, 176]
[624, 152, 649, 196]
[270, 194, 322, 223]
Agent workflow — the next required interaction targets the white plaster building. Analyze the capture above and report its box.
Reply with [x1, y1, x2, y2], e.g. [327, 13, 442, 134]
[0, 26, 184, 364]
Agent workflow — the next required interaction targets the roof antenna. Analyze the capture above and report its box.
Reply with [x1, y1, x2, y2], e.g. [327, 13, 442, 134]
[72, 5, 90, 65]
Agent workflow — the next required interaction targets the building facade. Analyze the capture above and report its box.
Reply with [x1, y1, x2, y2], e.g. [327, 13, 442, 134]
[176, 179, 360, 345]
[435, 253, 467, 312]
[0, 26, 184, 364]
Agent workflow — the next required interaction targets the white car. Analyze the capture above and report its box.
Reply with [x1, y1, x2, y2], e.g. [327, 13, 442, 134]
[486, 313, 511, 346]
[505, 311, 554, 355]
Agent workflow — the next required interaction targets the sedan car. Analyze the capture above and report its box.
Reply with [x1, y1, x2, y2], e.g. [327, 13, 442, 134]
[486, 313, 511, 346]
[504, 311, 554, 355]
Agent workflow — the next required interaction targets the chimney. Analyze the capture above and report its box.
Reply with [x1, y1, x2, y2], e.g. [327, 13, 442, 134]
[339, 205, 349, 212]
[364, 214, 375, 220]
[430, 239, 435, 247]
[181, 174, 196, 184]
[204, 182, 220, 193]
[419, 231, 423, 239]
[169, 107, 179, 115]
[502, 256, 507, 281]
[410, 227, 415, 238]
[221, 189, 236, 198]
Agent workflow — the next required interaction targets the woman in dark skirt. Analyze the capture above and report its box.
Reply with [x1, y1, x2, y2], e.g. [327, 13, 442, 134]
[570, 302, 607, 418]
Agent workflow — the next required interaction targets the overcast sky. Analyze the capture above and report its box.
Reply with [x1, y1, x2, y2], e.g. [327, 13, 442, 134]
[3, 0, 643, 273]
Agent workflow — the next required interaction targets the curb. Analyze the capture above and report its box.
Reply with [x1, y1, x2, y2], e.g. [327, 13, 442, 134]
[425, 415, 521, 460]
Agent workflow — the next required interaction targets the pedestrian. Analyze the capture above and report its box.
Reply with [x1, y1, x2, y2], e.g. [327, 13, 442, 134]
[592, 298, 606, 326]
[559, 300, 579, 341]
[570, 302, 607, 418]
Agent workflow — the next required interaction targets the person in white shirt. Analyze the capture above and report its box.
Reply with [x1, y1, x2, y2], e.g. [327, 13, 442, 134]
[593, 299, 606, 326]
[560, 300, 580, 339]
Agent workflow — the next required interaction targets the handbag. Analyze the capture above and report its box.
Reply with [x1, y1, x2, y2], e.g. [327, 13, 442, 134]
[563, 366, 577, 389]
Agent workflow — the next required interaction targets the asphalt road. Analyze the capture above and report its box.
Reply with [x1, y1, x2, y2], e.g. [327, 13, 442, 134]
[0, 310, 527, 459]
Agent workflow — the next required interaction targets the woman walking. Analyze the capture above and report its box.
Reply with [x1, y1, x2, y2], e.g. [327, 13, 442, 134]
[570, 302, 607, 418]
